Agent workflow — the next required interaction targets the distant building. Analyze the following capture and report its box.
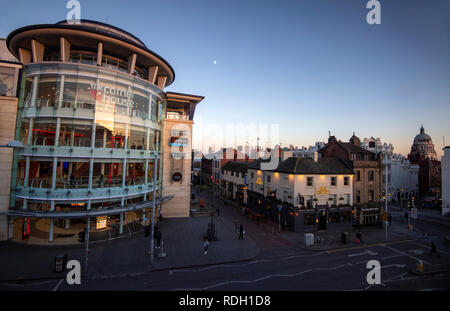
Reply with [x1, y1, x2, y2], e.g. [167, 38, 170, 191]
[408, 126, 441, 197]
[291, 142, 326, 159]
[361, 137, 419, 202]
[442, 146, 450, 216]
[220, 161, 251, 204]
[319, 134, 383, 204]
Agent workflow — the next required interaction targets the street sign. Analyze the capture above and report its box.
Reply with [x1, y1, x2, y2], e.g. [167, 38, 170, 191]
[277, 205, 283, 212]
[411, 208, 418, 219]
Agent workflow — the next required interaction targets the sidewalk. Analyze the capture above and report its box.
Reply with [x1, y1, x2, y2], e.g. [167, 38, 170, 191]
[199, 188, 414, 257]
[0, 204, 258, 282]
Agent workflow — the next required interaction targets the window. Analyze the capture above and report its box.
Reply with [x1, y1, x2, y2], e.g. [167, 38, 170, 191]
[368, 190, 374, 201]
[267, 175, 271, 183]
[331, 176, 337, 186]
[231, 171, 234, 177]
[344, 176, 350, 186]
[356, 170, 361, 181]
[307, 177, 313, 187]
[251, 172, 254, 179]
[368, 170, 374, 181]
[0, 67, 17, 96]
[369, 141, 375, 148]
[356, 190, 361, 203]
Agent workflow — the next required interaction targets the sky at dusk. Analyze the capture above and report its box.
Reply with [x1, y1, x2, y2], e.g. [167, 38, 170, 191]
[1, 0, 449, 157]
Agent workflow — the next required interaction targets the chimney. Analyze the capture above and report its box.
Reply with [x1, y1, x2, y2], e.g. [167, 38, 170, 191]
[314, 151, 318, 162]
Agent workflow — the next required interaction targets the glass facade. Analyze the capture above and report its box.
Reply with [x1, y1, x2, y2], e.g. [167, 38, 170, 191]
[11, 62, 165, 211]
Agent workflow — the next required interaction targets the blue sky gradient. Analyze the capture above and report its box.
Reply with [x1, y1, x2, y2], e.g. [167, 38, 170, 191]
[1, 0, 449, 156]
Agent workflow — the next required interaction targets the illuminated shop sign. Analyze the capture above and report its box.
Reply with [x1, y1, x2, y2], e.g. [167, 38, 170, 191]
[316, 186, 330, 195]
[170, 136, 189, 147]
[90, 83, 136, 109]
[172, 172, 182, 181]
[96, 216, 107, 230]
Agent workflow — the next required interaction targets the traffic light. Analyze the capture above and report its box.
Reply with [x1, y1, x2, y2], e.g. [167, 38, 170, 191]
[78, 230, 85, 243]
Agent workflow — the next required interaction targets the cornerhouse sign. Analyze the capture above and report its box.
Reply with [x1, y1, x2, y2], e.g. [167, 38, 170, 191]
[90, 83, 136, 109]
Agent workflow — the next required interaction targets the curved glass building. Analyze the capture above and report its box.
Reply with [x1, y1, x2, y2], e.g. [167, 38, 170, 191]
[3, 20, 202, 244]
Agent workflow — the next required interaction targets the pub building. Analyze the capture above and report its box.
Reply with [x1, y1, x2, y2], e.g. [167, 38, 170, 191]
[245, 154, 357, 232]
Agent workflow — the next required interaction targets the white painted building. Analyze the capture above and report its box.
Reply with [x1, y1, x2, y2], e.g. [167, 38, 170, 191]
[361, 137, 419, 201]
[442, 146, 450, 216]
[246, 155, 354, 208]
[221, 161, 250, 204]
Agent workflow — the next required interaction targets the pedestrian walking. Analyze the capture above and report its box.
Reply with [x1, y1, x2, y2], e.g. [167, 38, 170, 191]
[356, 232, 363, 244]
[388, 214, 392, 226]
[239, 224, 244, 239]
[428, 242, 440, 258]
[203, 238, 209, 255]
[98, 174, 104, 187]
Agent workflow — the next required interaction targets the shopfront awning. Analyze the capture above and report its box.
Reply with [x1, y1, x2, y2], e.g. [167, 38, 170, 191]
[4, 195, 173, 219]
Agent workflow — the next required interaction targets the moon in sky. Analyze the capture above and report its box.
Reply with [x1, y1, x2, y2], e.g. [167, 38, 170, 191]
[213, 60, 217, 64]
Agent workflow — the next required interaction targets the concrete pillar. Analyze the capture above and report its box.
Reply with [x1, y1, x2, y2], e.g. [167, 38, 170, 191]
[60, 37, 71, 62]
[31, 39, 45, 63]
[128, 53, 137, 74]
[157, 76, 167, 90]
[119, 212, 124, 235]
[49, 218, 54, 243]
[122, 158, 127, 187]
[124, 123, 129, 150]
[97, 42, 103, 66]
[31, 74, 39, 105]
[18, 48, 32, 65]
[148, 66, 158, 84]
[8, 217, 14, 239]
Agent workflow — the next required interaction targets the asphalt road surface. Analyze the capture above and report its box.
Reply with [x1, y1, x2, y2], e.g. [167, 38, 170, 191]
[2, 239, 449, 291]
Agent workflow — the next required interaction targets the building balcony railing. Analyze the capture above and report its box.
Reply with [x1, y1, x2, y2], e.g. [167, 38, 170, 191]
[14, 182, 161, 203]
[17, 176, 149, 189]
[18, 145, 158, 160]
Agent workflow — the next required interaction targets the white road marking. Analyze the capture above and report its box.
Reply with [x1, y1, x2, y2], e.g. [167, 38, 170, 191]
[348, 250, 378, 257]
[380, 254, 404, 260]
[382, 244, 431, 265]
[170, 252, 329, 274]
[412, 241, 450, 256]
[194, 263, 353, 290]
[409, 249, 423, 255]
[52, 278, 64, 291]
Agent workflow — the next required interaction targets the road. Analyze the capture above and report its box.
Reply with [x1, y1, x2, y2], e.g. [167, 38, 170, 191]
[2, 239, 449, 291]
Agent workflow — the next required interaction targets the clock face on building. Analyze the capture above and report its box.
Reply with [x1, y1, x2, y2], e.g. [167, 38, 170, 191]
[172, 172, 182, 181]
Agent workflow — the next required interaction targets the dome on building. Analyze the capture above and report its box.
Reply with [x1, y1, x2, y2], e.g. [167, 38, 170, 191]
[409, 125, 437, 162]
[413, 125, 432, 144]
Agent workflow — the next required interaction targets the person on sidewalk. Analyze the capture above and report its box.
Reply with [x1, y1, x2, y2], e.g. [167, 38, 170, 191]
[203, 238, 209, 255]
[388, 214, 392, 226]
[429, 242, 440, 258]
[239, 224, 244, 239]
[356, 232, 363, 243]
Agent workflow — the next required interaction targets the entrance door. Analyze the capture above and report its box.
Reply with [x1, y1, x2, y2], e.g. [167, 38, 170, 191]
[318, 212, 327, 230]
